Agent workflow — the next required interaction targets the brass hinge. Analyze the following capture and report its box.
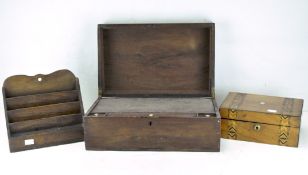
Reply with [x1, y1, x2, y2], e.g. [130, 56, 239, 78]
[279, 115, 290, 145]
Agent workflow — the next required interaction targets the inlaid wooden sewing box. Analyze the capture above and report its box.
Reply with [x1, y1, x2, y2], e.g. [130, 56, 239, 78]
[220, 92, 303, 147]
[2, 69, 84, 152]
[84, 23, 221, 151]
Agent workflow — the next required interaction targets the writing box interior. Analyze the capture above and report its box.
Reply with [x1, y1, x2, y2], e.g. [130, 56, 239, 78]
[84, 23, 219, 151]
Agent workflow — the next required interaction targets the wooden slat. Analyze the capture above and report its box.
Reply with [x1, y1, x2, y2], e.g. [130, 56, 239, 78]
[8, 101, 81, 122]
[6, 90, 79, 110]
[9, 113, 82, 134]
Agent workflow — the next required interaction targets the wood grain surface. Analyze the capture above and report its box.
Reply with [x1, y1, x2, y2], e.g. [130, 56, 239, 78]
[6, 90, 79, 110]
[2, 69, 84, 152]
[219, 92, 303, 147]
[9, 124, 83, 152]
[85, 115, 220, 151]
[84, 23, 219, 152]
[220, 92, 303, 117]
[221, 119, 299, 147]
[8, 101, 81, 122]
[3, 69, 76, 97]
[98, 23, 215, 97]
[9, 114, 83, 134]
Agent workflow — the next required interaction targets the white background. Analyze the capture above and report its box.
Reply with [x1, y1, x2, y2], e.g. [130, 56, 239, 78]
[0, 0, 307, 175]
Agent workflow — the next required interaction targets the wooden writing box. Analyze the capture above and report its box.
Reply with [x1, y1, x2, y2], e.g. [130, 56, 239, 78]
[2, 69, 84, 152]
[220, 92, 304, 147]
[84, 23, 220, 151]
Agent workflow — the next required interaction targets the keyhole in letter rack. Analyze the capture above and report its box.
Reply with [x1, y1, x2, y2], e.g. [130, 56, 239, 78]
[148, 121, 152, 126]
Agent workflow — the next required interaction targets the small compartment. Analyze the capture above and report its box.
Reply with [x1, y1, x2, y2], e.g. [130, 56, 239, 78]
[6, 90, 79, 110]
[9, 124, 83, 152]
[9, 113, 83, 134]
[8, 101, 81, 123]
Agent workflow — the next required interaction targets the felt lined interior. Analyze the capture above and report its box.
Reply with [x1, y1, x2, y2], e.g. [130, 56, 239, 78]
[91, 97, 215, 114]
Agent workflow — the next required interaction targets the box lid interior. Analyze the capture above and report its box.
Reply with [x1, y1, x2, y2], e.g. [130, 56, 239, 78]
[98, 23, 215, 97]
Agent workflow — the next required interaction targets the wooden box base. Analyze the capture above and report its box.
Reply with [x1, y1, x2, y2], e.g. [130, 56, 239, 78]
[84, 97, 220, 151]
[221, 119, 300, 147]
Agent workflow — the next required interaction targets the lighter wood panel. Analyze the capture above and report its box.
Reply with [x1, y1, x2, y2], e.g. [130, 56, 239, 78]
[220, 92, 303, 117]
[221, 119, 299, 147]
[220, 108, 300, 127]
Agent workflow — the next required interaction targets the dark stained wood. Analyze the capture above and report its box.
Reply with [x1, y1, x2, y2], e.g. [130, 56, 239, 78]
[98, 23, 215, 97]
[3, 70, 76, 97]
[86, 97, 219, 151]
[6, 90, 79, 110]
[9, 114, 83, 134]
[219, 92, 303, 147]
[8, 101, 81, 123]
[85, 115, 220, 151]
[85, 23, 219, 152]
[9, 124, 83, 152]
[2, 69, 84, 152]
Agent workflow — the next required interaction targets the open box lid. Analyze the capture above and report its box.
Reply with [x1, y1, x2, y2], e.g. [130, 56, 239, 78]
[98, 23, 215, 97]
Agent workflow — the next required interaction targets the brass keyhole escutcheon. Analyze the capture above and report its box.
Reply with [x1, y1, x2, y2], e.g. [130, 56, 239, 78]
[254, 124, 261, 131]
